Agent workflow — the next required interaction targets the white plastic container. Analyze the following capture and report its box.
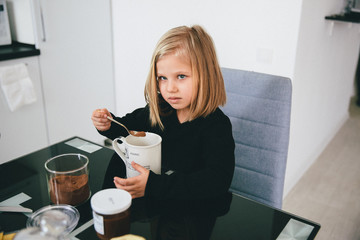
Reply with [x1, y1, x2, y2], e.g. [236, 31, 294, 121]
[91, 188, 132, 240]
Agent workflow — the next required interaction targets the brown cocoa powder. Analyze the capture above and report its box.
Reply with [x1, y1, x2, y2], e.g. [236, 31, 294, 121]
[49, 174, 90, 205]
[95, 209, 131, 240]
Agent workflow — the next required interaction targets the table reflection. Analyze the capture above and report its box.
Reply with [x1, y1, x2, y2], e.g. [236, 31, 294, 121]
[102, 153, 232, 240]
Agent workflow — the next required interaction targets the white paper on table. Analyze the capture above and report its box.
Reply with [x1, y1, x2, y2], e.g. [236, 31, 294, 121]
[0, 192, 31, 206]
[0, 192, 32, 217]
[276, 218, 314, 240]
[65, 138, 102, 154]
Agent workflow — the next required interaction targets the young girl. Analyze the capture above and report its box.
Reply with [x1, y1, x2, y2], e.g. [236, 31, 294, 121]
[91, 25, 235, 201]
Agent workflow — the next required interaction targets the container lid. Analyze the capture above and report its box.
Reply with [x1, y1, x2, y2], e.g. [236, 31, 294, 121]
[26, 204, 80, 237]
[91, 188, 131, 215]
[13, 227, 57, 240]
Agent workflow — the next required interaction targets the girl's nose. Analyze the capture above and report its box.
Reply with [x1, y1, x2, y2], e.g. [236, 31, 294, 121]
[166, 79, 178, 92]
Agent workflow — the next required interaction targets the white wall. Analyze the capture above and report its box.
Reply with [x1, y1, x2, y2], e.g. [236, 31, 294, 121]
[284, 0, 360, 194]
[112, 0, 302, 116]
[111, 0, 360, 197]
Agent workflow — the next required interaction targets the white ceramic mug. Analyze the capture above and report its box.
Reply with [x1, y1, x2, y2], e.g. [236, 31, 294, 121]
[112, 133, 162, 178]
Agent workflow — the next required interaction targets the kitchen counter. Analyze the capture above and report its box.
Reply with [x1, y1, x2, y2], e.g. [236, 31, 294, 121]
[0, 42, 40, 61]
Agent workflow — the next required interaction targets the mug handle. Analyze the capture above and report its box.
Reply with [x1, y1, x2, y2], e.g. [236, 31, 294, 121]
[112, 137, 127, 166]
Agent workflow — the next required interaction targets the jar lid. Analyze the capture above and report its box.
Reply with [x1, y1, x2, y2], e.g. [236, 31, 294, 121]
[13, 227, 57, 240]
[91, 188, 131, 215]
[26, 204, 80, 237]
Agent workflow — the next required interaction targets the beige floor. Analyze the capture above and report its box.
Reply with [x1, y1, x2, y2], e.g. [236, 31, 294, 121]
[283, 99, 360, 240]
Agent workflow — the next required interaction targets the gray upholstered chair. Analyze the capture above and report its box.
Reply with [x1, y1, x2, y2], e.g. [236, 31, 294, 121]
[221, 67, 292, 209]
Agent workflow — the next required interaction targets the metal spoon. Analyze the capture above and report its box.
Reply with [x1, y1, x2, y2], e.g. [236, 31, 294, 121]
[0, 206, 33, 213]
[107, 116, 146, 137]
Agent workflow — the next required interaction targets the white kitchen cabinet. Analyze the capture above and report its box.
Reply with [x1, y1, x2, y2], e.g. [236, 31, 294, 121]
[1, 0, 115, 164]
[34, 0, 115, 145]
[0, 56, 48, 164]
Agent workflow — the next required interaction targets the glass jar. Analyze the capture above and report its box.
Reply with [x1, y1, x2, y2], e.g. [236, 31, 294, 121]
[91, 188, 132, 240]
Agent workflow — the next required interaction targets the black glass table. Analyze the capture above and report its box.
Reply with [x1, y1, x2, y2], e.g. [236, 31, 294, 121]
[0, 137, 320, 239]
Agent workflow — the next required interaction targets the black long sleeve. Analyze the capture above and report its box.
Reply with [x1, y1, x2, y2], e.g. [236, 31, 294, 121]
[98, 106, 235, 201]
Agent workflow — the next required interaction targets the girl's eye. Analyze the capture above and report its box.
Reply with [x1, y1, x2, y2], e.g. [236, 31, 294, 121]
[178, 74, 186, 79]
[157, 76, 167, 81]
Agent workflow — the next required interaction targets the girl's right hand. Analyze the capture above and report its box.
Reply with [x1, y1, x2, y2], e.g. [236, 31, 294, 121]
[91, 108, 112, 131]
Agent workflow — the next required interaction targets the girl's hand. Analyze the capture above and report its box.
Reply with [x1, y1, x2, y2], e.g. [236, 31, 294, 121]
[113, 162, 150, 199]
[91, 108, 111, 131]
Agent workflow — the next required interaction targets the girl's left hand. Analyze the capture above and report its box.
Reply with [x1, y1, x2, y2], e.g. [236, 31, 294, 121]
[113, 162, 150, 199]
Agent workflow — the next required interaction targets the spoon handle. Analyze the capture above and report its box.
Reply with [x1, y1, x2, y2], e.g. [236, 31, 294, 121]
[0, 206, 33, 213]
[106, 116, 131, 135]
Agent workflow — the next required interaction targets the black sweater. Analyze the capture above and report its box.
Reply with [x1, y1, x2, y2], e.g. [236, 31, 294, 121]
[99, 106, 235, 201]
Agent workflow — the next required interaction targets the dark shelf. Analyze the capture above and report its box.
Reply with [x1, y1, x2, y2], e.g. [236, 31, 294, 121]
[325, 12, 360, 23]
[0, 42, 40, 61]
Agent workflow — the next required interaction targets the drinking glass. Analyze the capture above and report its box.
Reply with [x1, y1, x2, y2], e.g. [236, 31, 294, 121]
[45, 153, 90, 205]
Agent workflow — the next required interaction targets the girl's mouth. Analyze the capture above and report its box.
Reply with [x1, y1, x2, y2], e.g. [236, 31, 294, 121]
[168, 97, 181, 104]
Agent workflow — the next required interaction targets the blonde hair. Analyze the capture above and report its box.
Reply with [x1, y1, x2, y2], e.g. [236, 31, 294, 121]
[144, 25, 226, 129]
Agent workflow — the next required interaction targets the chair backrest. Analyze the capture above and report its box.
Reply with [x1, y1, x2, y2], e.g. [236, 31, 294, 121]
[221, 67, 292, 209]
